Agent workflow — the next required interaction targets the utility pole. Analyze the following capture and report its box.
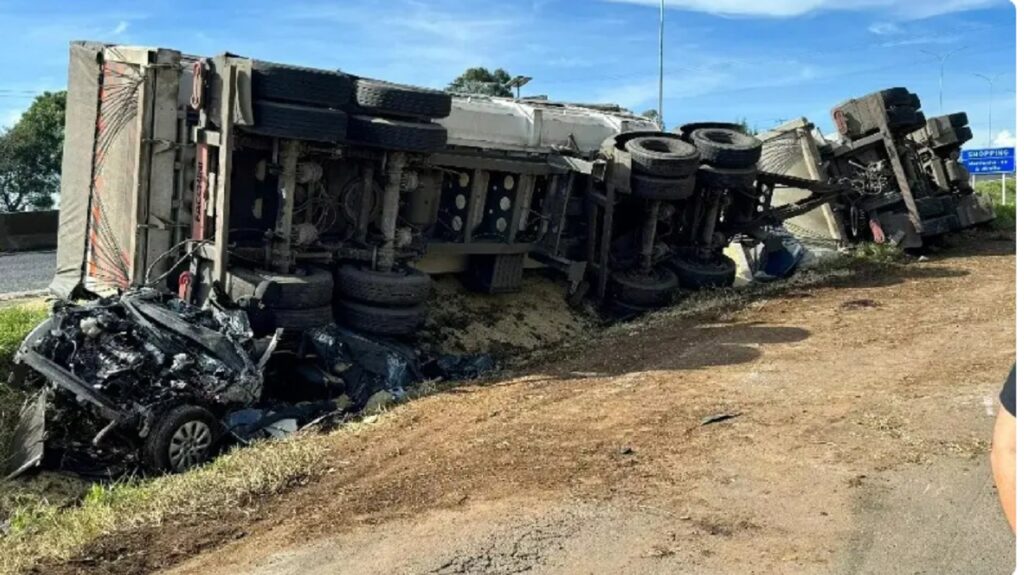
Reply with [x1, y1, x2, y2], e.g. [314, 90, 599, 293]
[920, 47, 966, 113]
[658, 0, 665, 130]
[973, 72, 1004, 146]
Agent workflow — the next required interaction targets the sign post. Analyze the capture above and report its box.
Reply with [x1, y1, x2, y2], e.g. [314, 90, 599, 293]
[961, 147, 1016, 205]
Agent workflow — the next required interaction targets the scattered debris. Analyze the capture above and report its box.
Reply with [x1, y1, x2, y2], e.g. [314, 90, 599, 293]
[700, 412, 742, 427]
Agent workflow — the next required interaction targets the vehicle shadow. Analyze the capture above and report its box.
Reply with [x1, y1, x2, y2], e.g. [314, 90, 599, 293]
[535, 322, 811, 380]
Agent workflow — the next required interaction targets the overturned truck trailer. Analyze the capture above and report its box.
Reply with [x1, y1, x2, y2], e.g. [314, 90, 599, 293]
[53, 41, 821, 335]
[760, 88, 994, 249]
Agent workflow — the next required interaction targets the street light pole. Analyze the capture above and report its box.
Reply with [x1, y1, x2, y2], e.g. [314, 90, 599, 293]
[973, 72, 1004, 147]
[921, 47, 966, 113]
[657, 0, 665, 130]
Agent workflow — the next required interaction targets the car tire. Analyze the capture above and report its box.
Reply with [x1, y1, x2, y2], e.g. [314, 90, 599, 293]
[667, 253, 737, 290]
[631, 172, 696, 201]
[248, 101, 348, 143]
[696, 165, 758, 190]
[335, 265, 432, 306]
[269, 305, 334, 331]
[252, 61, 352, 108]
[609, 267, 679, 308]
[347, 115, 448, 152]
[144, 405, 222, 473]
[625, 136, 700, 178]
[335, 299, 426, 337]
[353, 78, 452, 119]
[690, 127, 763, 168]
[226, 268, 334, 310]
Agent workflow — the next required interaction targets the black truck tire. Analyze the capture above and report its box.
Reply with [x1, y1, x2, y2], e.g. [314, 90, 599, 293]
[677, 122, 745, 140]
[144, 405, 223, 473]
[252, 61, 352, 108]
[353, 78, 452, 119]
[879, 88, 914, 107]
[270, 305, 334, 331]
[690, 128, 763, 169]
[668, 254, 737, 290]
[347, 115, 448, 152]
[227, 268, 334, 310]
[610, 267, 679, 308]
[335, 265, 432, 306]
[696, 165, 758, 190]
[631, 172, 696, 201]
[249, 101, 348, 143]
[335, 300, 426, 337]
[625, 136, 700, 178]
[946, 112, 969, 128]
[955, 126, 973, 144]
[887, 107, 926, 132]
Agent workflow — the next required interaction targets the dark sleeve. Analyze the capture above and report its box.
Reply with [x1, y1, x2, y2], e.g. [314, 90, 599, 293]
[1000, 365, 1015, 417]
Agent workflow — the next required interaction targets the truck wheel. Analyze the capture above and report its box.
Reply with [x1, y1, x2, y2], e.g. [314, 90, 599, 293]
[145, 405, 222, 473]
[353, 78, 452, 119]
[252, 61, 352, 108]
[879, 88, 914, 107]
[677, 122, 746, 140]
[227, 268, 334, 309]
[955, 126, 973, 144]
[696, 165, 758, 190]
[690, 128, 763, 169]
[945, 112, 969, 128]
[625, 136, 700, 178]
[631, 172, 696, 201]
[610, 267, 679, 308]
[335, 265, 432, 306]
[887, 107, 926, 132]
[668, 254, 737, 290]
[248, 101, 348, 143]
[270, 305, 334, 331]
[347, 115, 448, 152]
[335, 300, 426, 337]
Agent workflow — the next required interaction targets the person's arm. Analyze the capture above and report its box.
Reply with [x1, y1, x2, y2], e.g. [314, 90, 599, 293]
[992, 403, 1016, 534]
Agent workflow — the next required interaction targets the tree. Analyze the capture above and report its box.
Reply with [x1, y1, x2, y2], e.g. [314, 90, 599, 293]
[0, 91, 66, 212]
[447, 67, 514, 98]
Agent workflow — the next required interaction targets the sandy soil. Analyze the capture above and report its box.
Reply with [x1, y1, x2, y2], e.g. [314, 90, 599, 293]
[49, 236, 1016, 575]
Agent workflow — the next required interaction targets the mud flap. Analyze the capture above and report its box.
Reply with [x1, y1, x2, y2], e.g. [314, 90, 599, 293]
[3, 391, 47, 480]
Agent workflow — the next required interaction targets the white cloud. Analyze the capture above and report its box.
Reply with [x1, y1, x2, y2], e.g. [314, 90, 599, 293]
[607, 0, 1003, 20]
[112, 21, 128, 35]
[993, 130, 1015, 147]
[868, 22, 901, 35]
[880, 35, 959, 48]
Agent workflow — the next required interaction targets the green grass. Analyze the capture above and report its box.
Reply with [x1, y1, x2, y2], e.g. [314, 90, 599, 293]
[0, 430, 334, 575]
[0, 302, 49, 483]
[975, 178, 1016, 230]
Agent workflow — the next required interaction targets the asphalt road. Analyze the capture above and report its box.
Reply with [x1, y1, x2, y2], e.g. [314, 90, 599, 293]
[0, 250, 56, 294]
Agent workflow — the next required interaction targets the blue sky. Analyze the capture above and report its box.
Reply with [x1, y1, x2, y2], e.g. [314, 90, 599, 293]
[0, 0, 1016, 148]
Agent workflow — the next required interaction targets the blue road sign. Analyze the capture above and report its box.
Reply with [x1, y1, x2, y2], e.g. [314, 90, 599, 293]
[961, 147, 1015, 174]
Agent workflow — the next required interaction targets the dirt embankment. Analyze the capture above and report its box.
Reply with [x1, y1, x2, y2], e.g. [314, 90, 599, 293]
[40, 236, 1018, 575]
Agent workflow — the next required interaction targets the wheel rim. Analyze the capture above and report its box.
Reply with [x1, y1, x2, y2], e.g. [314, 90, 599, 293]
[168, 420, 213, 471]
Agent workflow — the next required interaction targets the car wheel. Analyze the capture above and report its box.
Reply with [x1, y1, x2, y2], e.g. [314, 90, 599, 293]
[145, 405, 222, 473]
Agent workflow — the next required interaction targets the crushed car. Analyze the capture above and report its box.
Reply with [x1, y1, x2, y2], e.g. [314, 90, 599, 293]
[3, 289, 488, 478]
